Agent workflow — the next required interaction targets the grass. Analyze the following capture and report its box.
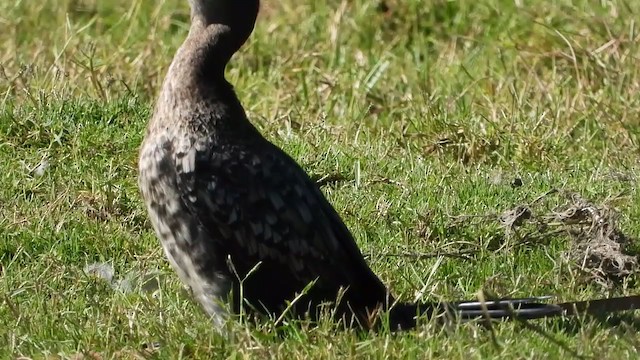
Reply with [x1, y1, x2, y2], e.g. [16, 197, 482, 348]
[1, 0, 640, 358]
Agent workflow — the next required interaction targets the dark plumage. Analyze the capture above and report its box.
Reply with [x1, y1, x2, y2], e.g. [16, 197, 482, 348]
[139, 0, 562, 330]
[138, 0, 407, 329]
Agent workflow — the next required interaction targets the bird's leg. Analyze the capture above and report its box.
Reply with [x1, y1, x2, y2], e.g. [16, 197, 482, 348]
[160, 238, 233, 330]
[192, 273, 233, 329]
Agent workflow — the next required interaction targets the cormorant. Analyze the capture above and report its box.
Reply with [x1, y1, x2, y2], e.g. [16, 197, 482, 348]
[138, 0, 564, 330]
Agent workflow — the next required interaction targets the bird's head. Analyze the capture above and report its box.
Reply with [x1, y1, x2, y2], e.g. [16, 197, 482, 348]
[187, 0, 260, 52]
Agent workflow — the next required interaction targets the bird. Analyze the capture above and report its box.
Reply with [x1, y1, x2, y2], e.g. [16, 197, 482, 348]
[138, 0, 566, 330]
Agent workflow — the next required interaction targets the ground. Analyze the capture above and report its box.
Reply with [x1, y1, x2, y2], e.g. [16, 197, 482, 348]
[1, 0, 640, 358]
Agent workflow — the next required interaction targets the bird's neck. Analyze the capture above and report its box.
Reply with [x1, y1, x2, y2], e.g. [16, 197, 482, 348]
[154, 24, 250, 132]
[168, 24, 234, 94]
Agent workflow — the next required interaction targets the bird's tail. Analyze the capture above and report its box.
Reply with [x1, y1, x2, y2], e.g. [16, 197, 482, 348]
[443, 296, 563, 321]
[389, 295, 640, 329]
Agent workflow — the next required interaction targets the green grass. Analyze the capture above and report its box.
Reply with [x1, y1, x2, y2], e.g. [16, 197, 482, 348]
[2, 0, 640, 358]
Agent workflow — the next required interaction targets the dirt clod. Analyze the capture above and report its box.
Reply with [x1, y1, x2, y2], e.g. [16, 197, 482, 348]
[556, 193, 637, 287]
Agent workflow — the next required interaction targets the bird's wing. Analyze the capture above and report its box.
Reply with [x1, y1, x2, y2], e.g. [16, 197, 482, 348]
[173, 138, 388, 306]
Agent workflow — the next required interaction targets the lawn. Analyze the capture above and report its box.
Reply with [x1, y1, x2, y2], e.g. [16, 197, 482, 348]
[1, 0, 640, 358]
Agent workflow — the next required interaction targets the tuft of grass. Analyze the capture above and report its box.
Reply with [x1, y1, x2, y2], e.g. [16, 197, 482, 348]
[1, 0, 640, 358]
